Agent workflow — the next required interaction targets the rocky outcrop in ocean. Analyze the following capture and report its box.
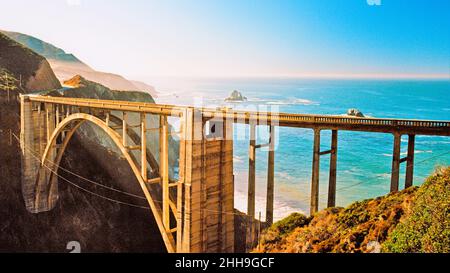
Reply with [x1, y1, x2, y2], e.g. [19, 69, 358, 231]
[225, 90, 247, 102]
[347, 108, 365, 117]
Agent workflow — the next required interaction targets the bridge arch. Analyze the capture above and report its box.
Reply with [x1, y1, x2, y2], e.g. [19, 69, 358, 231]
[21, 96, 236, 253]
[38, 113, 175, 252]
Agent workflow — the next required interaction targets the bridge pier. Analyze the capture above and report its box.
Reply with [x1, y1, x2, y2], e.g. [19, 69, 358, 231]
[390, 133, 416, 192]
[246, 121, 256, 251]
[328, 130, 338, 208]
[247, 122, 256, 218]
[160, 115, 170, 233]
[390, 133, 401, 192]
[266, 125, 275, 226]
[311, 129, 339, 215]
[310, 129, 321, 215]
[405, 134, 415, 188]
[179, 108, 235, 253]
[140, 113, 147, 181]
[20, 96, 58, 213]
[245, 123, 276, 250]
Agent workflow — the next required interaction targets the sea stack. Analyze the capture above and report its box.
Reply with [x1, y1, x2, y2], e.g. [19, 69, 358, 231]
[347, 108, 365, 117]
[225, 90, 247, 102]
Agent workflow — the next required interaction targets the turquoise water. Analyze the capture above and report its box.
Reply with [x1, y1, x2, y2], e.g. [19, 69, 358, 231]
[154, 78, 450, 220]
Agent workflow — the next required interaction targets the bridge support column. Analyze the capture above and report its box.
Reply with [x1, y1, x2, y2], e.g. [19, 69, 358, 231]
[140, 113, 148, 183]
[310, 129, 339, 213]
[161, 116, 170, 231]
[122, 112, 127, 147]
[179, 109, 235, 253]
[246, 122, 256, 251]
[20, 96, 58, 213]
[327, 130, 338, 208]
[266, 125, 275, 226]
[390, 133, 401, 193]
[46, 104, 55, 144]
[405, 134, 415, 188]
[20, 96, 37, 212]
[310, 129, 321, 215]
[247, 122, 256, 218]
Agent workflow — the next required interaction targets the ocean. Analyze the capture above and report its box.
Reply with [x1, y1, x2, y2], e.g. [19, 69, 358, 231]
[151, 77, 450, 221]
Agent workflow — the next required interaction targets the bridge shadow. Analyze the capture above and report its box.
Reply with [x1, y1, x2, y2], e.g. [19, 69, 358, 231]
[55, 133, 166, 252]
[0, 94, 164, 252]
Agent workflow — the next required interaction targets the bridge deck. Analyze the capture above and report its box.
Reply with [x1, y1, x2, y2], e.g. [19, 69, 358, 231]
[28, 96, 450, 136]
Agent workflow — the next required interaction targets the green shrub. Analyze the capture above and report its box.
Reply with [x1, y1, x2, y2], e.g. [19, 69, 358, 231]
[272, 213, 310, 236]
[383, 167, 450, 253]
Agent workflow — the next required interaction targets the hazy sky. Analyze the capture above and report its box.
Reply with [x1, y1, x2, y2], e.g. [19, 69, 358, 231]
[1, 0, 449, 79]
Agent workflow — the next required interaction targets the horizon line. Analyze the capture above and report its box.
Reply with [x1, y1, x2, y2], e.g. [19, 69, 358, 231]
[139, 73, 450, 81]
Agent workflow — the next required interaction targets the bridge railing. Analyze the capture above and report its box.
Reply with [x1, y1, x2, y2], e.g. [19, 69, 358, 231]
[28, 96, 450, 130]
[201, 108, 450, 130]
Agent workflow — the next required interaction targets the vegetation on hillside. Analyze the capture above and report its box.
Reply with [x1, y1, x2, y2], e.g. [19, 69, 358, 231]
[0, 68, 22, 92]
[383, 167, 450, 252]
[256, 167, 450, 253]
[0, 32, 43, 82]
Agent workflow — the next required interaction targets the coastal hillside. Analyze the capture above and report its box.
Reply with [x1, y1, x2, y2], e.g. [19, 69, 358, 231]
[0, 35, 166, 252]
[61, 75, 156, 102]
[1, 30, 83, 63]
[0, 32, 61, 92]
[256, 167, 450, 253]
[1, 30, 157, 97]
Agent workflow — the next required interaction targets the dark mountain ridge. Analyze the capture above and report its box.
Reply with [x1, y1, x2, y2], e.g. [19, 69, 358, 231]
[0, 32, 61, 92]
[1, 30, 157, 97]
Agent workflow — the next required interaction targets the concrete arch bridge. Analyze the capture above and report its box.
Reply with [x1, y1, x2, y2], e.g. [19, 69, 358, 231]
[19, 95, 450, 253]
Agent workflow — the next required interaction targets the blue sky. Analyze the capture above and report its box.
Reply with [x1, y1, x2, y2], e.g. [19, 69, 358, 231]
[0, 0, 449, 79]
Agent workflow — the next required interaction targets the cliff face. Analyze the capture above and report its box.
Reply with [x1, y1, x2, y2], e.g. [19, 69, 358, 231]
[1, 30, 157, 97]
[0, 32, 61, 92]
[256, 167, 450, 253]
[25, 60, 62, 91]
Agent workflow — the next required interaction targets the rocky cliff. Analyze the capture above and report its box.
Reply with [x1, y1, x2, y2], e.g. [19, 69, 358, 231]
[0, 32, 61, 92]
[1, 30, 157, 97]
